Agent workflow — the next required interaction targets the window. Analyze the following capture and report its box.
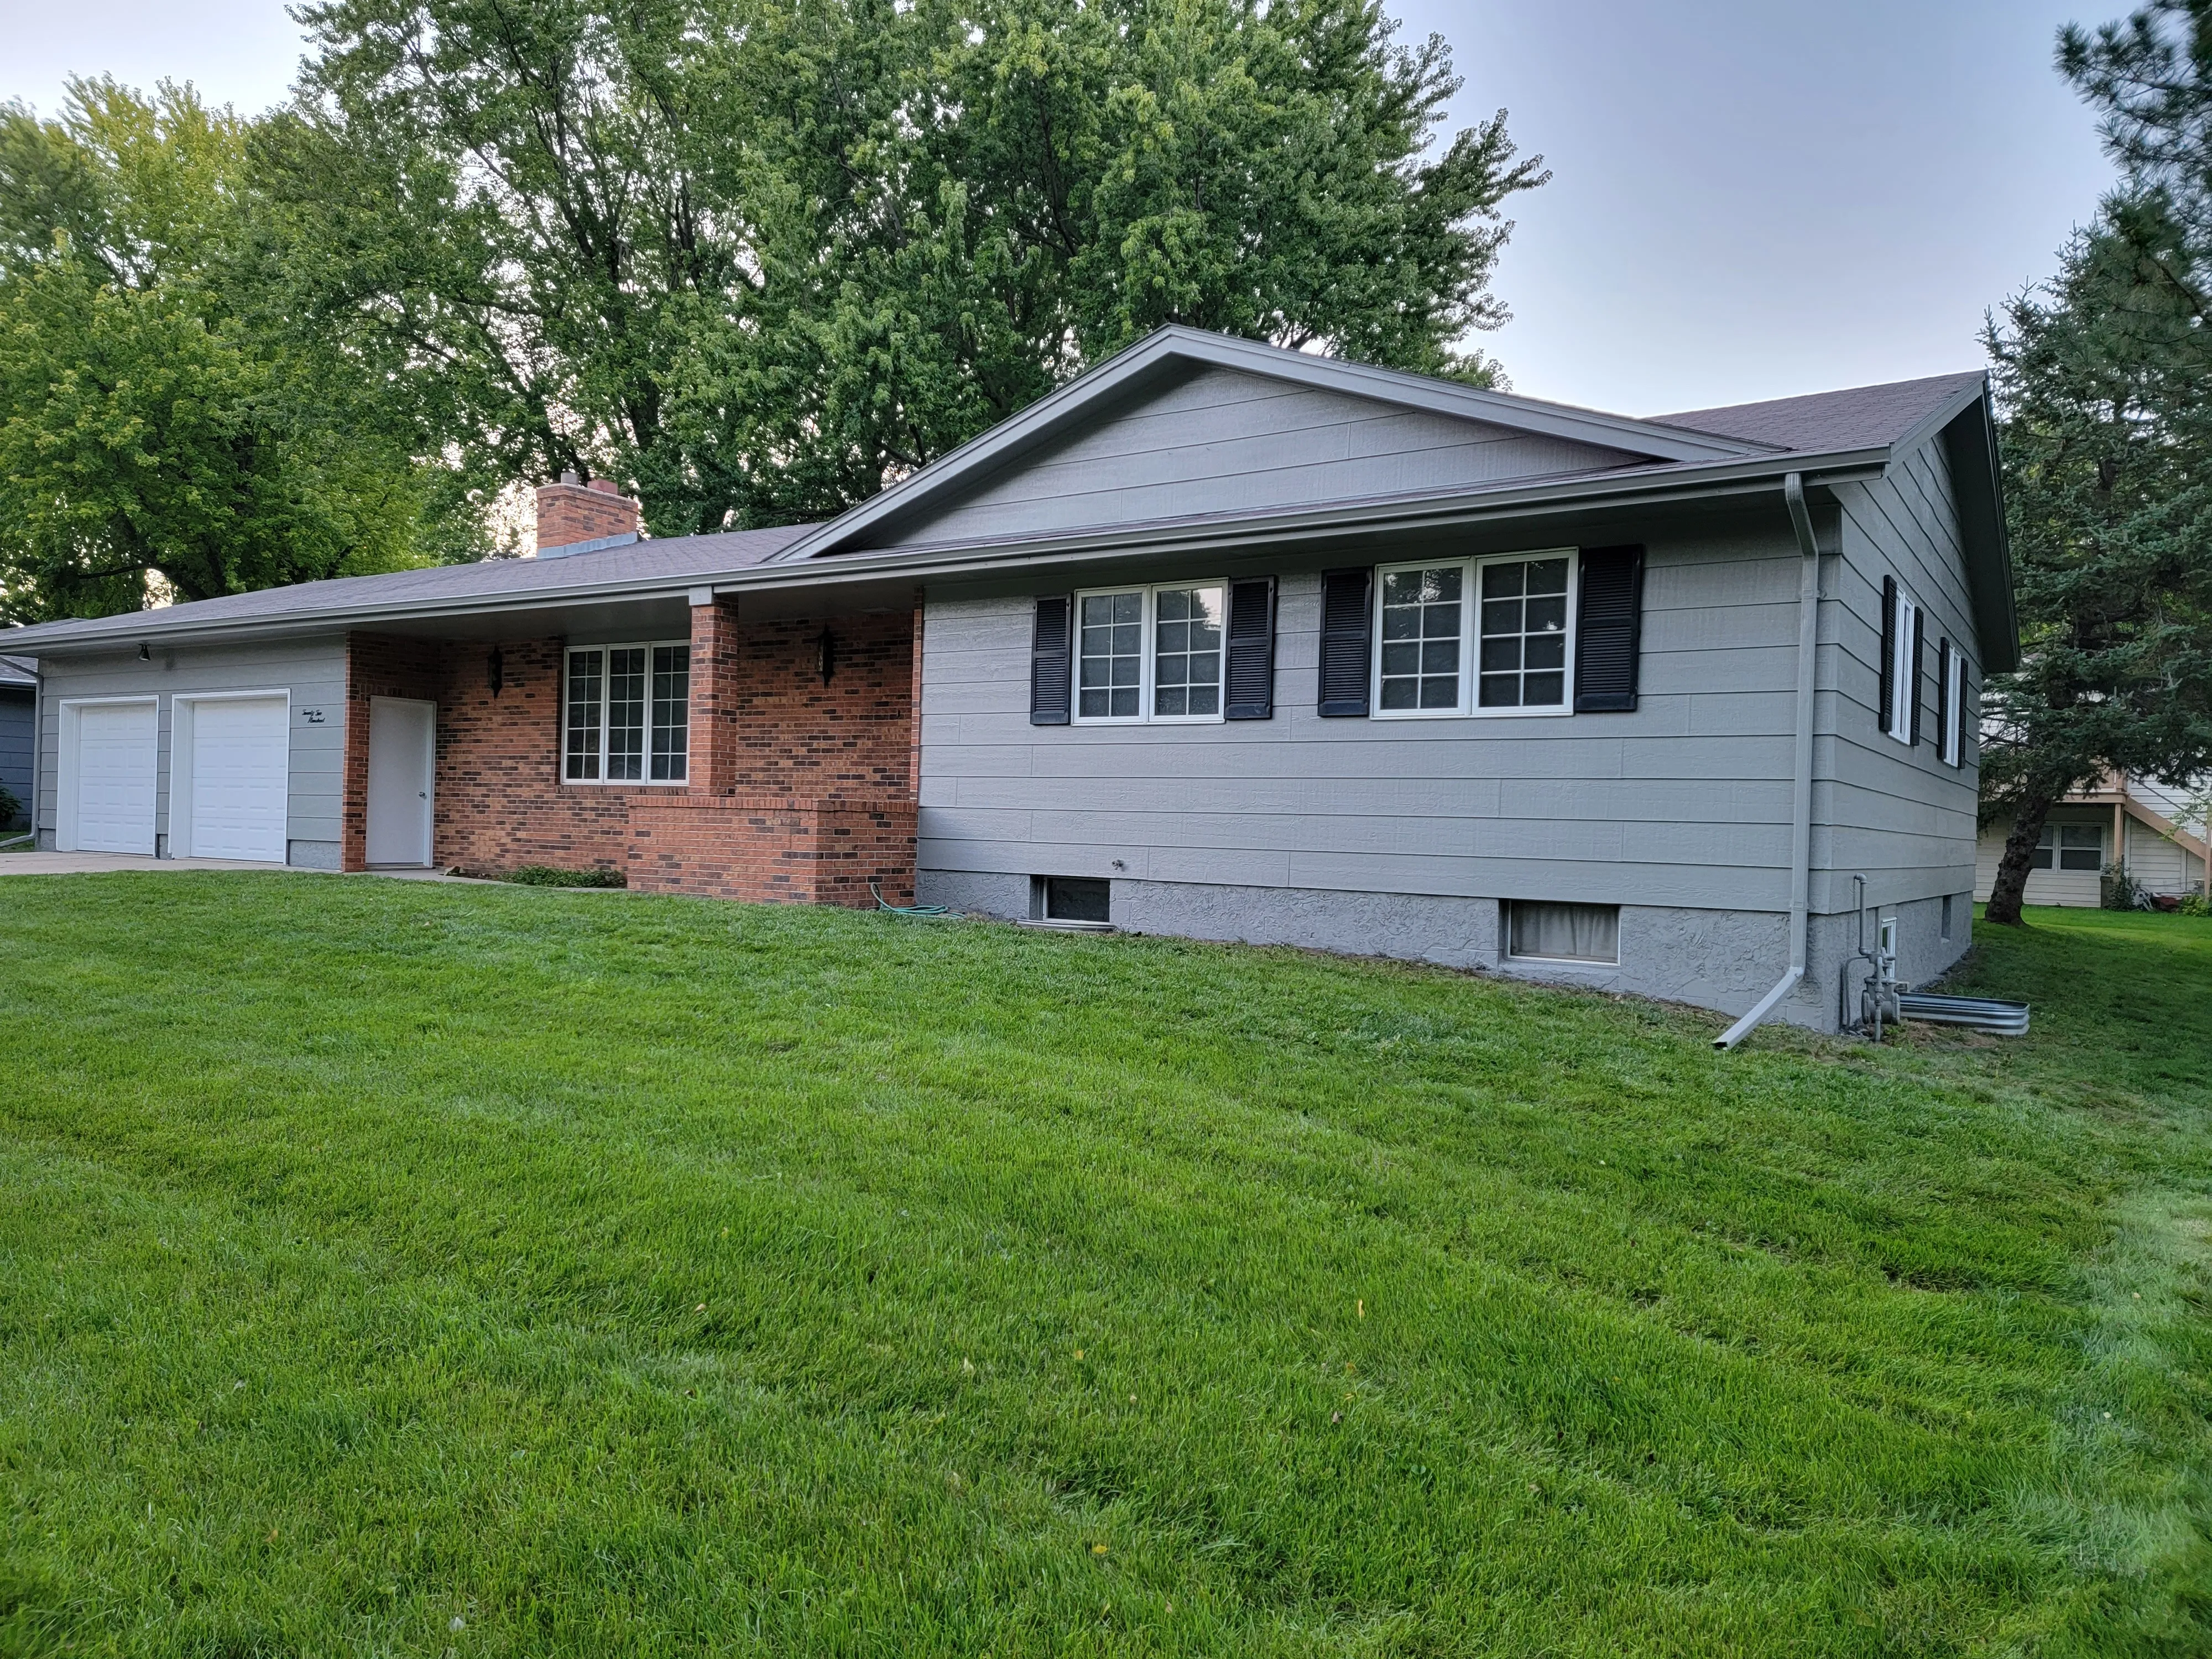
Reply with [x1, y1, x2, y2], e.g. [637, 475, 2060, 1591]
[1373, 551, 1575, 717]
[1379, 566, 1463, 711]
[1032, 875, 1112, 925]
[1505, 901, 1620, 964]
[1886, 586, 1921, 743]
[1941, 894, 1954, 941]
[1478, 555, 1571, 709]
[1074, 584, 1226, 723]
[2031, 825, 2102, 872]
[564, 642, 689, 782]
[1940, 644, 1967, 768]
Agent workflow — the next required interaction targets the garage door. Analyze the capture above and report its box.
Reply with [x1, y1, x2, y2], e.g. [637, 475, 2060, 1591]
[185, 696, 289, 862]
[69, 701, 158, 854]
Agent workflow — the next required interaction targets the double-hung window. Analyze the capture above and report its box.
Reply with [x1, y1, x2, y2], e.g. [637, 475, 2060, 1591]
[564, 642, 690, 782]
[1886, 587, 1921, 743]
[2031, 825, 2102, 872]
[1074, 583, 1227, 723]
[1373, 550, 1575, 717]
[1939, 642, 1967, 768]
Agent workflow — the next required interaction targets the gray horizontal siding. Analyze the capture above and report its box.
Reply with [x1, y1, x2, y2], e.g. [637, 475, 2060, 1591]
[35, 636, 348, 853]
[890, 366, 1647, 549]
[0, 688, 32, 826]
[918, 519, 1812, 915]
[1815, 434, 1984, 911]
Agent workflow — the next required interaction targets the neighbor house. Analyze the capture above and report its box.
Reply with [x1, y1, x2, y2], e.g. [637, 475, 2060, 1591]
[2, 327, 2015, 1034]
[1975, 773, 2209, 907]
[0, 654, 34, 831]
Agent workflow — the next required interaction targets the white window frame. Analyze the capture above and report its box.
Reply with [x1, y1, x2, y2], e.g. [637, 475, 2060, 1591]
[1941, 645, 1967, 768]
[1887, 587, 1921, 745]
[1370, 549, 1579, 720]
[1070, 581, 1230, 726]
[562, 640, 691, 785]
[2031, 823, 2104, 873]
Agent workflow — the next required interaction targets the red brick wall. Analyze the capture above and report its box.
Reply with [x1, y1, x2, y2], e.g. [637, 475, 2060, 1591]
[343, 635, 442, 871]
[347, 606, 916, 886]
[345, 633, 682, 875]
[627, 796, 916, 905]
[534, 481, 640, 552]
[693, 607, 915, 799]
[431, 636, 682, 874]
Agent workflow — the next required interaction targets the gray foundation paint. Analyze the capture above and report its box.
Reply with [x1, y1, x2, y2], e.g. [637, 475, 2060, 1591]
[288, 839, 344, 871]
[919, 867, 1975, 1034]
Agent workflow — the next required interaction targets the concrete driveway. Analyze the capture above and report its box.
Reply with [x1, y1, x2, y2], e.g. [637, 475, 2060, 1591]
[0, 851, 476, 881]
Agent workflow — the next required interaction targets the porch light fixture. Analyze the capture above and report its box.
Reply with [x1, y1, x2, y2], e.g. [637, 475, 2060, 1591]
[816, 626, 837, 686]
[488, 647, 504, 697]
[138, 642, 150, 661]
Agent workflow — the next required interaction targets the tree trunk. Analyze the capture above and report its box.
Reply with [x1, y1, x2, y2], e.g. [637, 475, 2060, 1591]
[1985, 783, 2064, 926]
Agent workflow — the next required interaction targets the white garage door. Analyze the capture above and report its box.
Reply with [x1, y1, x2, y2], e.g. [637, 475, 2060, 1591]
[69, 701, 158, 854]
[186, 696, 290, 862]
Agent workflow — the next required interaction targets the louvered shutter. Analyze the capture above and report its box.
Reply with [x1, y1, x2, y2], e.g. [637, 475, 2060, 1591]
[1317, 568, 1373, 717]
[1909, 606, 1926, 745]
[1936, 638, 1953, 763]
[1224, 577, 1277, 720]
[1878, 575, 1898, 735]
[1030, 595, 1072, 726]
[1573, 545, 1645, 713]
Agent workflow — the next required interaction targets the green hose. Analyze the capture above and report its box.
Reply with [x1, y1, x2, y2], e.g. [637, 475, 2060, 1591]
[872, 881, 950, 916]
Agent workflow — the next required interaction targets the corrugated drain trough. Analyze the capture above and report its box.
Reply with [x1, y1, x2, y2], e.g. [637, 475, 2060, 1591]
[1896, 993, 2031, 1035]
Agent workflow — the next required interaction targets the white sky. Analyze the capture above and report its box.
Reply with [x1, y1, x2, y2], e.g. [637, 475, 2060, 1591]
[3, 0, 2125, 416]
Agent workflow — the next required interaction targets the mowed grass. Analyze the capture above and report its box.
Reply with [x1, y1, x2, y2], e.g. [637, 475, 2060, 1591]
[2, 878, 2209, 1656]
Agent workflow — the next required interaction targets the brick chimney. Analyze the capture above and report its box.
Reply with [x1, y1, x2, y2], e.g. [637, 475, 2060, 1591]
[535, 471, 642, 556]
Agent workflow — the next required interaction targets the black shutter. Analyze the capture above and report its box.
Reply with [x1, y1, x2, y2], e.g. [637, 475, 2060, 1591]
[1936, 638, 1952, 761]
[1224, 576, 1276, 720]
[1877, 575, 1898, 735]
[1573, 544, 1645, 713]
[1317, 567, 1372, 717]
[1909, 604, 1926, 744]
[1030, 594, 1071, 726]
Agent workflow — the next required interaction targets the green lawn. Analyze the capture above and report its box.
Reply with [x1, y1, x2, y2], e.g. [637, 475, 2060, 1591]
[2, 878, 2209, 1656]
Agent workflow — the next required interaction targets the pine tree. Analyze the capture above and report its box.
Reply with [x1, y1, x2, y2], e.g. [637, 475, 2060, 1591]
[1981, 3, 2212, 925]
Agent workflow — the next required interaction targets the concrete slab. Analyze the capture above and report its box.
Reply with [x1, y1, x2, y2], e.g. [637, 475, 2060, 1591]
[0, 852, 485, 883]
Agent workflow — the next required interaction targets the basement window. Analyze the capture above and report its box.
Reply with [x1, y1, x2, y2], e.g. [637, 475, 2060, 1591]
[565, 643, 689, 783]
[1032, 876, 1112, 925]
[1505, 901, 1620, 965]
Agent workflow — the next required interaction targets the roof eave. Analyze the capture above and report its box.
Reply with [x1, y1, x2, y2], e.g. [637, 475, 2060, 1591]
[9, 446, 1900, 656]
[712, 447, 1890, 592]
[1934, 390, 2020, 673]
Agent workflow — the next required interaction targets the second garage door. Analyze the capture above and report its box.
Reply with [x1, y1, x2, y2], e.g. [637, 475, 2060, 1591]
[184, 696, 290, 862]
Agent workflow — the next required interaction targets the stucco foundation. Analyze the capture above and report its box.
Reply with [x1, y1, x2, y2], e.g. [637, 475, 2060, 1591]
[917, 869, 1976, 1033]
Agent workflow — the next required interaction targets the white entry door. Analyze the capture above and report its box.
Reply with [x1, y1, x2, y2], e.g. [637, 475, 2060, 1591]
[67, 701, 157, 853]
[184, 696, 290, 862]
[366, 697, 436, 866]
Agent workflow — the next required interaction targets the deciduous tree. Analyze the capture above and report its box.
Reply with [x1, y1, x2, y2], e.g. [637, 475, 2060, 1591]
[0, 81, 460, 624]
[276, 0, 1546, 535]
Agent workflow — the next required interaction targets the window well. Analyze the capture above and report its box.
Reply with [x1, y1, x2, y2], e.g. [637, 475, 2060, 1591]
[1505, 901, 1620, 964]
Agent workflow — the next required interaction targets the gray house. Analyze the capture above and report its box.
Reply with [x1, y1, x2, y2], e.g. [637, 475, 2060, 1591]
[4, 328, 2013, 1036]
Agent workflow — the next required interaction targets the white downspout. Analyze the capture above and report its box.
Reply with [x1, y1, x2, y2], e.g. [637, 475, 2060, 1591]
[1715, 472, 1822, 1050]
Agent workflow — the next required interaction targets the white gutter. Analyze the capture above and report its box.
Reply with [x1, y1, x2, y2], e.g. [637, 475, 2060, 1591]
[1715, 472, 1823, 1051]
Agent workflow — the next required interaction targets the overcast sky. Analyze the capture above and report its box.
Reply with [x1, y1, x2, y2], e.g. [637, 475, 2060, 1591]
[6, 0, 2124, 416]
